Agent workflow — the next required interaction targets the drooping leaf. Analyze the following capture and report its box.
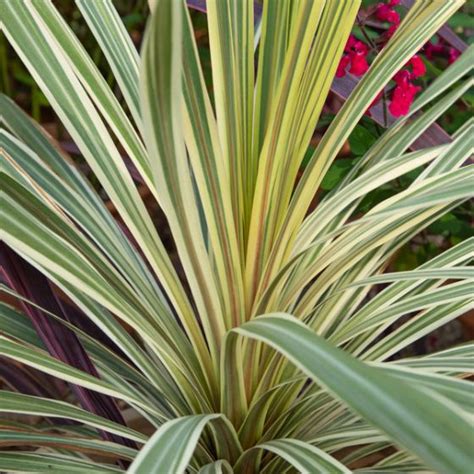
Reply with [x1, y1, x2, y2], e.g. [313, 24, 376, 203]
[236, 314, 472, 473]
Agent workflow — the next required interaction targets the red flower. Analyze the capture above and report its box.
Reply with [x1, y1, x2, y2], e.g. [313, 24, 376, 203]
[336, 55, 350, 77]
[424, 39, 460, 64]
[389, 74, 421, 117]
[386, 23, 399, 39]
[336, 35, 369, 78]
[424, 40, 444, 60]
[448, 47, 460, 64]
[375, 0, 401, 41]
[376, 3, 400, 25]
[345, 34, 357, 51]
[345, 35, 369, 55]
[393, 69, 410, 85]
[409, 55, 426, 77]
[349, 52, 369, 75]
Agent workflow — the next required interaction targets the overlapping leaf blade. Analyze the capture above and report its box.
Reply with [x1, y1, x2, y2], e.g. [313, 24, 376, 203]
[236, 314, 472, 473]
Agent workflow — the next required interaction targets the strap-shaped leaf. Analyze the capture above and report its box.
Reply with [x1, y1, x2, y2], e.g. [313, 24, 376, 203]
[296, 146, 446, 250]
[0, 452, 122, 473]
[235, 314, 472, 473]
[128, 414, 241, 474]
[0, 391, 147, 443]
[394, 344, 474, 373]
[342, 240, 473, 359]
[347, 238, 473, 328]
[75, 0, 142, 127]
[207, 0, 254, 236]
[415, 120, 473, 182]
[348, 267, 474, 287]
[198, 460, 233, 474]
[362, 300, 473, 361]
[0, 290, 169, 414]
[376, 365, 474, 412]
[0, 336, 163, 417]
[140, 0, 224, 363]
[0, 429, 138, 461]
[336, 280, 473, 344]
[236, 438, 351, 473]
[253, 0, 291, 160]
[28, 0, 149, 184]
[220, 331, 248, 429]
[0, 302, 45, 349]
[238, 377, 304, 450]
[182, 7, 245, 329]
[1, 0, 196, 348]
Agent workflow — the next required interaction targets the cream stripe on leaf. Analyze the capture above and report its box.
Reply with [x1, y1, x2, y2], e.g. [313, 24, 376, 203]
[0, 453, 122, 473]
[258, 0, 464, 301]
[235, 314, 472, 474]
[75, 0, 142, 127]
[28, 0, 152, 188]
[1, 0, 215, 394]
[182, 8, 245, 329]
[246, 1, 357, 306]
[140, 0, 227, 379]
[206, 0, 254, 247]
[0, 390, 148, 443]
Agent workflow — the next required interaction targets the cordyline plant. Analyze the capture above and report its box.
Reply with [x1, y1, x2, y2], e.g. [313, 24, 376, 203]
[0, 0, 473, 472]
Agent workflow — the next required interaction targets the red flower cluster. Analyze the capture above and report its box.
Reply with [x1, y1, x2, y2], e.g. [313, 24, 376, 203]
[376, 0, 401, 38]
[336, 35, 369, 78]
[336, 0, 461, 118]
[424, 41, 444, 59]
[449, 48, 461, 64]
[375, 0, 426, 116]
[410, 55, 426, 77]
[425, 39, 460, 64]
[388, 57, 425, 117]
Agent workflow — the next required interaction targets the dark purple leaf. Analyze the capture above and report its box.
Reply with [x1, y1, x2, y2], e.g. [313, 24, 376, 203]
[0, 244, 135, 451]
[0, 359, 61, 399]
